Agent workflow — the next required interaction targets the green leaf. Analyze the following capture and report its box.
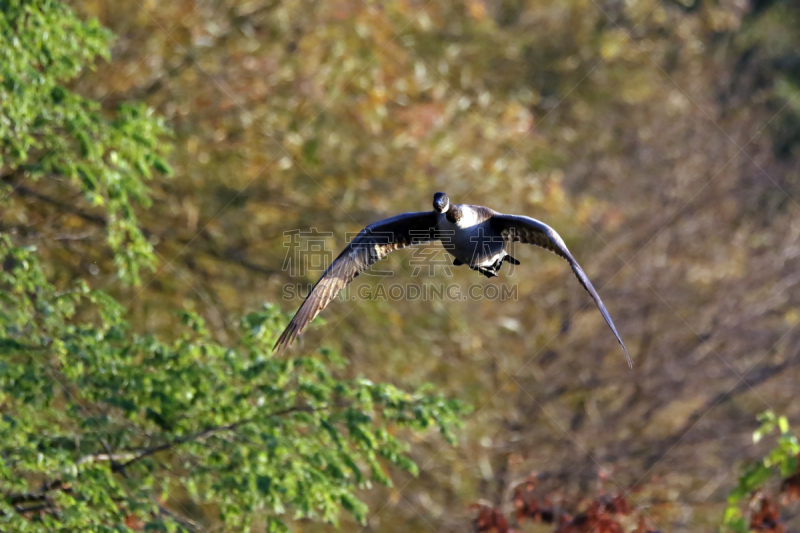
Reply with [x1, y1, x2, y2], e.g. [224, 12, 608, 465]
[743, 464, 772, 491]
[256, 475, 272, 495]
[340, 493, 368, 524]
[779, 415, 790, 435]
[0, 234, 466, 531]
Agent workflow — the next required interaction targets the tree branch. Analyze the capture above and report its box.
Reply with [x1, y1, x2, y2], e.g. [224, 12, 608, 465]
[157, 503, 200, 532]
[117, 405, 314, 470]
[116, 0, 283, 102]
[76, 452, 137, 467]
[4, 405, 316, 519]
[13, 502, 55, 514]
[4, 176, 282, 277]
[7, 479, 72, 506]
[5, 178, 107, 226]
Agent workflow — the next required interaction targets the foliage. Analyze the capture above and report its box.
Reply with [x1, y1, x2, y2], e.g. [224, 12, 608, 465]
[0, 2, 468, 530]
[721, 411, 800, 533]
[468, 411, 800, 533]
[3, 0, 800, 530]
[0, 235, 468, 531]
[0, 0, 172, 284]
[471, 475, 659, 533]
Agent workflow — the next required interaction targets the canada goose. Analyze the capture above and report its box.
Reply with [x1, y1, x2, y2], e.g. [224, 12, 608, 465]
[274, 192, 631, 366]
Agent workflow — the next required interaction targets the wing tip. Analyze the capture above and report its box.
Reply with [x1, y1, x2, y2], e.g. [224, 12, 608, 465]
[623, 346, 633, 368]
[272, 323, 297, 354]
[272, 334, 289, 354]
[618, 338, 633, 368]
[272, 339, 287, 354]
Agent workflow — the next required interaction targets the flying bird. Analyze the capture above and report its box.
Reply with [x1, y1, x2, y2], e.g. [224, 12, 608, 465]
[274, 192, 631, 366]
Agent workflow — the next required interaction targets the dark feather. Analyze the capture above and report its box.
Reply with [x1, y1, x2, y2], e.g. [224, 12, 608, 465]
[273, 211, 441, 352]
[490, 214, 631, 367]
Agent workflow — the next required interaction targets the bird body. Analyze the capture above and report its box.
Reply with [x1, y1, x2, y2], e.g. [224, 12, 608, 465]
[437, 205, 508, 270]
[274, 192, 631, 367]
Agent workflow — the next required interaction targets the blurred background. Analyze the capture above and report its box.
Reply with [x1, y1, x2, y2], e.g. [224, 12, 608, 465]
[10, 0, 800, 529]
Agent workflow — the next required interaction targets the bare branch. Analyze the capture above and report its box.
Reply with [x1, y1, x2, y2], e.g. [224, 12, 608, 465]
[157, 503, 200, 532]
[4, 176, 281, 277]
[76, 452, 136, 467]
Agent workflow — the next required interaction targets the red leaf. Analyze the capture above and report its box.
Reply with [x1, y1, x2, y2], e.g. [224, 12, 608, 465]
[750, 496, 785, 533]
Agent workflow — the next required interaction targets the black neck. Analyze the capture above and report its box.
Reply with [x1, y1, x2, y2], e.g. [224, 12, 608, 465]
[445, 204, 461, 223]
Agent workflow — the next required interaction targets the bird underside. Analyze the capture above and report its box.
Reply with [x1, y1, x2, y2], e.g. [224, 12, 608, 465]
[452, 254, 520, 278]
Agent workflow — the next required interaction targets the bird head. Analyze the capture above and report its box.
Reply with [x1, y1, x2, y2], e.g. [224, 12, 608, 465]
[433, 192, 449, 213]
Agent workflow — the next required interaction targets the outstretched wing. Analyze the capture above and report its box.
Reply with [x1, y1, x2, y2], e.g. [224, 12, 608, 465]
[490, 214, 631, 367]
[274, 211, 441, 352]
